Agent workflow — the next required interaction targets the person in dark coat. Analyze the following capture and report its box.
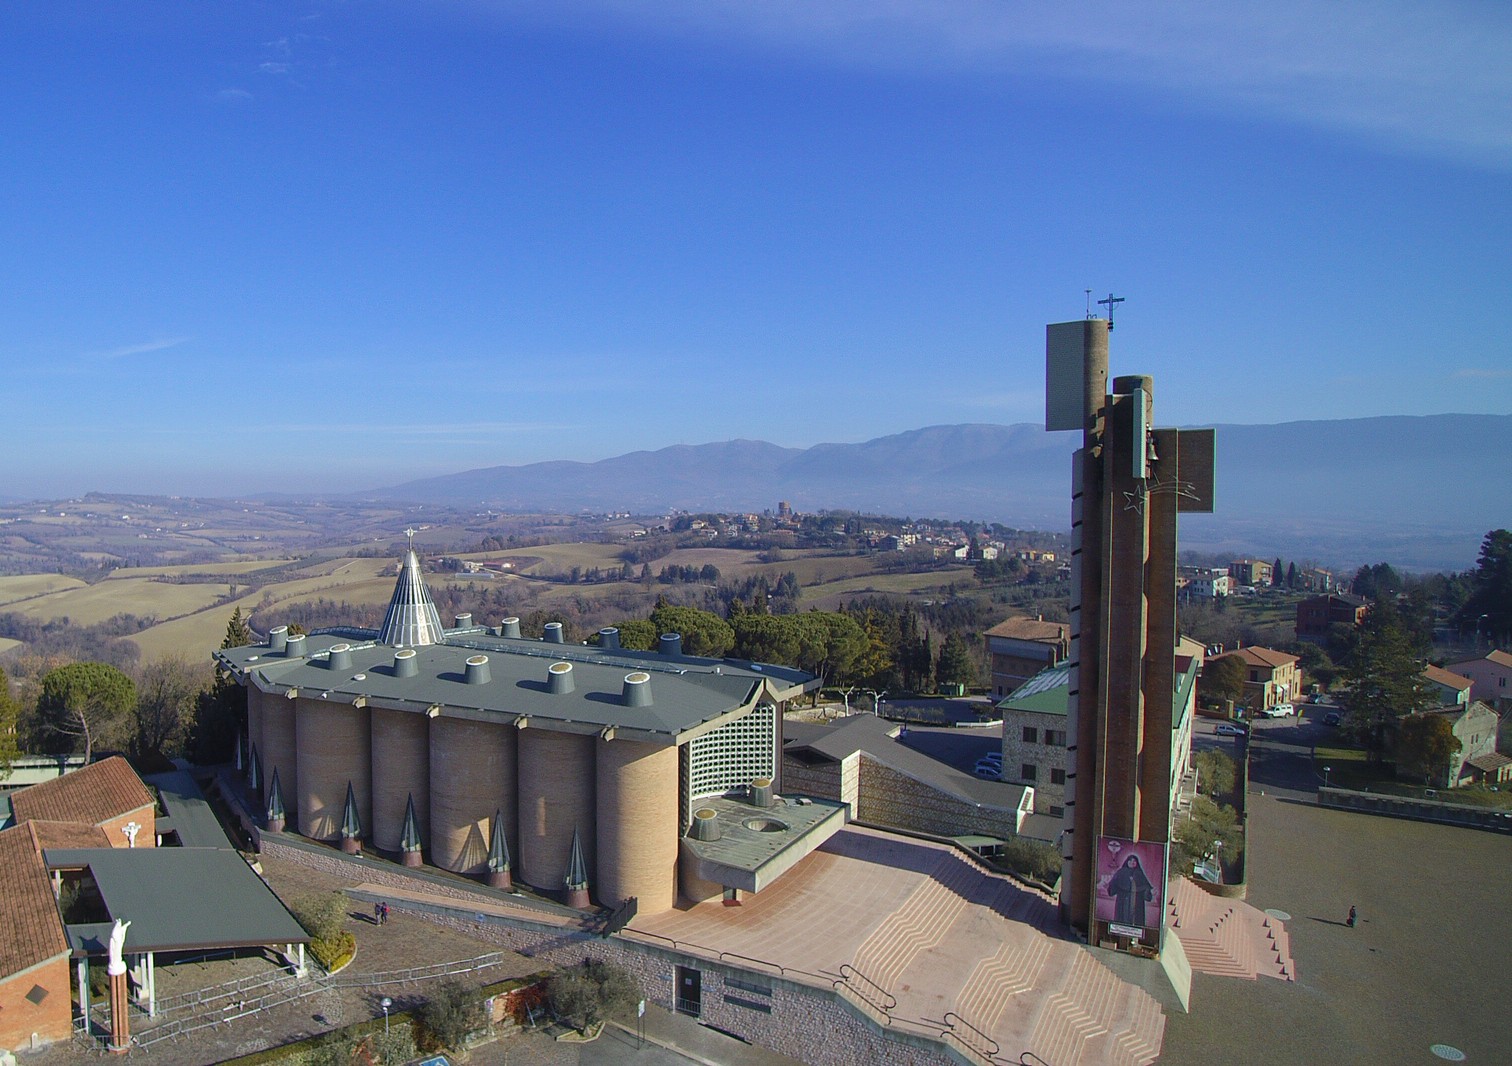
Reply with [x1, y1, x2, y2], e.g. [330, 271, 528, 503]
[1347, 905, 1357, 927]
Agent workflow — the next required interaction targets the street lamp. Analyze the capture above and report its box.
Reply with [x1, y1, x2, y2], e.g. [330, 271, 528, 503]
[1323, 765, 1332, 788]
[380, 996, 392, 1036]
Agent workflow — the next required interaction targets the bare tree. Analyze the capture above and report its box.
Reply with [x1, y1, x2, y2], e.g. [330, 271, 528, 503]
[132, 655, 208, 763]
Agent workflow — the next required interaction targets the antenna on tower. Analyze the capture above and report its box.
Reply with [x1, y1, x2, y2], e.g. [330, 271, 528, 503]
[1097, 292, 1125, 330]
[1085, 289, 1093, 319]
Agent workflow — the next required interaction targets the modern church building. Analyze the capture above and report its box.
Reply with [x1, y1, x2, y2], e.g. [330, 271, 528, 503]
[215, 544, 843, 915]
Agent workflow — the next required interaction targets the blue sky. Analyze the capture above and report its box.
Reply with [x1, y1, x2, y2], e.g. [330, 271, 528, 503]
[3, 1, 1509, 498]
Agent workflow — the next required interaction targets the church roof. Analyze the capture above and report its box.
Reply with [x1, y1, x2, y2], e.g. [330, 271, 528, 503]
[0, 823, 71, 979]
[377, 548, 445, 647]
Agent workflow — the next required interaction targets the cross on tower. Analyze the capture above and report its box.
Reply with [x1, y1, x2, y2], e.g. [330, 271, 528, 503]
[1097, 293, 1125, 329]
[404, 527, 417, 546]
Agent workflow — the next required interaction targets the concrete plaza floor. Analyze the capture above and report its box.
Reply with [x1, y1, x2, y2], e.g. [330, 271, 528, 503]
[1158, 793, 1512, 1065]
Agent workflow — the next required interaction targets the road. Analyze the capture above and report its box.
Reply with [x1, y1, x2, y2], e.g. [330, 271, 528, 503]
[1190, 703, 1338, 801]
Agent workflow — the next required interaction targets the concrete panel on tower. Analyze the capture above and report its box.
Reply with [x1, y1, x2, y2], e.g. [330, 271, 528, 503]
[1046, 322, 1095, 431]
[1175, 429, 1217, 513]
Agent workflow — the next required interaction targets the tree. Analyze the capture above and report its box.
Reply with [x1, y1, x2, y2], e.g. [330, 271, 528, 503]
[1458, 529, 1512, 645]
[34, 662, 137, 761]
[1194, 749, 1237, 799]
[793, 612, 869, 693]
[1285, 562, 1299, 588]
[1339, 597, 1434, 761]
[1272, 558, 1283, 587]
[934, 632, 977, 690]
[602, 619, 657, 651]
[731, 614, 803, 668]
[0, 665, 20, 779]
[418, 979, 484, 1051]
[545, 959, 641, 1032]
[1396, 713, 1462, 787]
[1199, 655, 1246, 709]
[1171, 795, 1244, 878]
[132, 655, 207, 765]
[648, 604, 734, 658]
[188, 609, 253, 764]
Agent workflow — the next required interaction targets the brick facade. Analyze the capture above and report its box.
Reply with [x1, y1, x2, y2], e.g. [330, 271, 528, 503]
[0, 956, 72, 1054]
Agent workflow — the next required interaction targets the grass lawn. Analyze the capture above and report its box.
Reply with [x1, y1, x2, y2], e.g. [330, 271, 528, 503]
[1314, 746, 1512, 808]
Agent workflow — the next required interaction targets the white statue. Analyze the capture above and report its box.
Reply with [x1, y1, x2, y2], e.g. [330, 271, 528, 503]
[122, 821, 141, 848]
[106, 919, 131, 977]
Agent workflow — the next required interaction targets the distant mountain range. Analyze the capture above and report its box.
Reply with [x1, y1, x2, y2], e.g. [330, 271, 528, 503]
[362, 414, 1511, 572]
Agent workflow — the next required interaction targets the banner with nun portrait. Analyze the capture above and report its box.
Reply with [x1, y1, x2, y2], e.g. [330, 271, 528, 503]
[1094, 836, 1166, 932]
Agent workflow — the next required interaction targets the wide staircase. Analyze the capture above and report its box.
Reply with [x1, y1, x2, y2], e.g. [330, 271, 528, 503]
[846, 848, 1165, 1065]
[1167, 876, 1295, 982]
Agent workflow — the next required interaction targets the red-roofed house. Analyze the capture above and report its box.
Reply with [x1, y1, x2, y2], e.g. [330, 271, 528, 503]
[0, 823, 74, 1052]
[9, 756, 156, 849]
[984, 616, 1070, 698]
[1423, 664, 1473, 708]
[1207, 646, 1302, 713]
[1444, 650, 1512, 713]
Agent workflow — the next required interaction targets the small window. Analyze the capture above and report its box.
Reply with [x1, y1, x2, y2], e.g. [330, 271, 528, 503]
[1045, 729, 1067, 746]
[1021, 763, 1038, 781]
[1050, 768, 1066, 785]
[1049, 805, 1065, 817]
[1022, 726, 1038, 743]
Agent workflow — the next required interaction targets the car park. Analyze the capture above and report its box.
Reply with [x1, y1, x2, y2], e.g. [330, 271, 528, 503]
[1215, 723, 1248, 737]
[973, 758, 1002, 778]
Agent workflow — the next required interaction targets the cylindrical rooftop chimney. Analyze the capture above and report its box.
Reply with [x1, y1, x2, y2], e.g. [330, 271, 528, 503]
[548, 661, 574, 694]
[659, 633, 682, 657]
[623, 671, 652, 707]
[327, 643, 352, 671]
[544, 622, 565, 644]
[688, 807, 721, 842]
[499, 617, 521, 639]
[749, 777, 774, 809]
[465, 655, 491, 685]
[598, 627, 620, 650]
[393, 648, 419, 678]
[284, 633, 307, 658]
[455, 612, 473, 629]
[268, 626, 288, 654]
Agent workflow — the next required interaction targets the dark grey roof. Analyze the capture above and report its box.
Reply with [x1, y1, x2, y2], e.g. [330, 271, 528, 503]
[219, 627, 816, 743]
[47, 848, 308, 955]
[784, 715, 1029, 811]
[146, 771, 233, 849]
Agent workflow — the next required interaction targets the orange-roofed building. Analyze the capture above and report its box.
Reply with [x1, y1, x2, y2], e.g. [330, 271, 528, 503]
[9, 755, 157, 849]
[0, 823, 74, 1052]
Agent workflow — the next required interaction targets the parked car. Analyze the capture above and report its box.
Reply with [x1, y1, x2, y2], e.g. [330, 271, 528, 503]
[1323, 711, 1342, 727]
[978, 751, 1003, 766]
[1270, 703, 1295, 718]
[973, 758, 1002, 778]
[1215, 722, 1248, 737]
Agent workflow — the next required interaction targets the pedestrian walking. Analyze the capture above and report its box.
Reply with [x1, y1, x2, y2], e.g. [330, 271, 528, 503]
[1347, 905, 1357, 928]
[380, 901, 390, 925]
[373, 901, 382, 925]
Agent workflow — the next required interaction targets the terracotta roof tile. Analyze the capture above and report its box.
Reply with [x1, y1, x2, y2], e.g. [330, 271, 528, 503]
[9, 756, 155, 829]
[1423, 664, 1473, 692]
[0, 823, 71, 979]
[985, 617, 1069, 642]
[29, 820, 113, 851]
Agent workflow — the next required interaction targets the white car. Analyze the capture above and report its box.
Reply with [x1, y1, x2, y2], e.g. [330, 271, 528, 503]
[1271, 703, 1295, 717]
[1215, 722, 1248, 737]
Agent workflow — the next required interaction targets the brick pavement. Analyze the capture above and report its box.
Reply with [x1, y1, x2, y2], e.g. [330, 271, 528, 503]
[1158, 793, 1512, 1064]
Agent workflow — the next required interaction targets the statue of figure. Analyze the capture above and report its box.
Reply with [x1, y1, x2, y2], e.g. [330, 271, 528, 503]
[122, 821, 141, 848]
[107, 918, 132, 976]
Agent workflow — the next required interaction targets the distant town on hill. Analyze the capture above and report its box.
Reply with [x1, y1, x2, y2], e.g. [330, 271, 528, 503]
[356, 414, 1509, 573]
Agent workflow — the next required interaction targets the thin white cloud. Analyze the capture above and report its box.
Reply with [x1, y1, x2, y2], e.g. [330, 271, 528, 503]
[88, 337, 193, 360]
[213, 88, 253, 104]
[1453, 368, 1512, 379]
[480, 0, 1512, 168]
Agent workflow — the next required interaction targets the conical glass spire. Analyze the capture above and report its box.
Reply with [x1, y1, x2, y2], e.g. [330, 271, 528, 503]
[487, 809, 511, 873]
[564, 827, 588, 890]
[340, 781, 363, 839]
[400, 793, 423, 853]
[377, 529, 445, 647]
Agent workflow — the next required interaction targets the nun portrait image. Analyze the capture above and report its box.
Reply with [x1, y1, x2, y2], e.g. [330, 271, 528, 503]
[1106, 853, 1155, 927]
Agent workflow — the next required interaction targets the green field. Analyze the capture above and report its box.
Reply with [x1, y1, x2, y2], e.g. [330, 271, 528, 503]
[0, 573, 87, 606]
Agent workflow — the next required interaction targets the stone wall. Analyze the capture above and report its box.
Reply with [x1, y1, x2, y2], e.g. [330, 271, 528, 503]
[855, 756, 1020, 840]
[410, 910, 960, 1066]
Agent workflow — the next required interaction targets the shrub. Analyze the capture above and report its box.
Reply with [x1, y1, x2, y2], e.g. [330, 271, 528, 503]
[418, 979, 484, 1051]
[998, 837, 1062, 884]
[308, 931, 355, 972]
[546, 959, 641, 1031]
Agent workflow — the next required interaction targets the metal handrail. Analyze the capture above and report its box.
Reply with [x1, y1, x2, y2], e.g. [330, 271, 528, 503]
[837, 963, 897, 1012]
[1019, 1052, 1053, 1066]
[944, 1011, 1001, 1060]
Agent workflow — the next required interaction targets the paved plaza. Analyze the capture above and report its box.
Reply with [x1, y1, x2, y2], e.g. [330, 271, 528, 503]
[1159, 792, 1512, 1065]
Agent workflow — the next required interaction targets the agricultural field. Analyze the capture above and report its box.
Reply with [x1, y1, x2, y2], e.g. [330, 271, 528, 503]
[0, 574, 87, 607]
